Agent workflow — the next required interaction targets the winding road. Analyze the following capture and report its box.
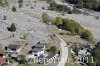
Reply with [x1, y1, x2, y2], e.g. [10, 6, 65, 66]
[56, 35, 68, 66]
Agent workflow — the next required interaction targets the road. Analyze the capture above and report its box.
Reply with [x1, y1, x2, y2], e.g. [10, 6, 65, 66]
[56, 35, 68, 66]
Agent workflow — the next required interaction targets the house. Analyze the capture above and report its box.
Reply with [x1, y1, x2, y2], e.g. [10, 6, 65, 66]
[11, 52, 18, 58]
[0, 50, 7, 58]
[31, 42, 46, 56]
[0, 57, 6, 66]
[27, 41, 47, 59]
[76, 49, 91, 61]
[5, 44, 22, 53]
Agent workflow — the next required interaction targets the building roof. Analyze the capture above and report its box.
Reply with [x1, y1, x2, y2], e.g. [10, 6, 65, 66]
[0, 57, 6, 64]
[38, 40, 47, 44]
[46, 54, 55, 60]
[38, 54, 55, 64]
[11, 53, 18, 58]
[0, 50, 7, 55]
[8, 44, 20, 50]
[31, 41, 46, 52]
[78, 49, 87, 55]
[32, 48, 43, 52]
[34, 43, 45, 48]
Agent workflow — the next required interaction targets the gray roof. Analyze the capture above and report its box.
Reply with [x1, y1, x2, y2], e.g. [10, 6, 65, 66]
[31, 40, 48, 53]
[32, 48, 43, 52]
[34, 43, 45, 48]
[46, 54, 55, 60]
[31, 41, 46, 52]
[38, 54, 55, 64]
[38, 40, 48, 44]
[11, 53, 18, 58]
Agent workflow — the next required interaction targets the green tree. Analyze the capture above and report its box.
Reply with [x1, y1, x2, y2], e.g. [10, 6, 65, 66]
[80, 29, 93, 41]
[18, 0, 23, 8]
[42, 12, 50, 24]
[12, 6, 17, 12]
[55, 17, 63, 27]
[92, 42, 100, 66]
[55, 18, 93, 42]
[48, 46, 57, 54]
[23, 33, 28, 40]
[73, 46, 79, 55]
[18, 55, 26, 64]
[10, 23, 16, 32]
[49, 0, 57, 10]
[0, 0, 9, 7]
[3, 15, 7, 20]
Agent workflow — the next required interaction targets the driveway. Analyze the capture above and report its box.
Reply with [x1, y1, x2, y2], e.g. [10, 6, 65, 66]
[56, 35, 68, 66]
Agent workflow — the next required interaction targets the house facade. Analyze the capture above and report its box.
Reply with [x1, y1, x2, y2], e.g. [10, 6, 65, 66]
[5, 44, 22, 53]
[26, 41, 47, 59]
[0, 50, 8, 58]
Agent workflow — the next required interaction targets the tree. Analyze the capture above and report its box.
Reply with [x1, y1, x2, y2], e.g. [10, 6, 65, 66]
[3, 15, 7, 20]
[49, 1, 57, 10]
[54, 18, 93, 42]
[10, 23, 16, 32]
[92, 42, 100, 66]
[0, 0, 9, 7]
[23, 33, 28, 40]
[18, 55, 26, 64]
[80, 29, 93, 41]
[47, 46, 57, 54]
[55, 17, 63, 27]
[18, 0, 23, 8]
[42, 12, 50, 24]
[73, 46, 79, 55]
[12, 6, 16, 12]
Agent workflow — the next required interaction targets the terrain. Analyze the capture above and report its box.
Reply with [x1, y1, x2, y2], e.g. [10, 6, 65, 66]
[0, 0, 100, 66]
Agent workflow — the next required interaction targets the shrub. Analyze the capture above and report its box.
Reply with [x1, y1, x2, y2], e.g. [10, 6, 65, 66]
[18, 55, 26, 64]
[47, 46, 57, 54]
[18, 0, 23, 8]
[42, 12, 51, 24]
[91, 42, 100, 66]
[0, 0, 9, 7]
[62, 18, 83, 34]
[55, 17, 63, 27]
[31, 6, 34, 9]
[80, 29, 93, 42]
[72, 7, 82, 14]
[73, 46, 79, 55]
[3, 15, 7, 20]
[42, 7, 45, 9]
[65, 0, 100, 12]
[49, 1, 57, 10]
[55, 18, 93, 42]
[12, 6, 17, 12]
[10, 23, 16, 32]
[49, 1, 72, 13]
[75, 4, 83, 9]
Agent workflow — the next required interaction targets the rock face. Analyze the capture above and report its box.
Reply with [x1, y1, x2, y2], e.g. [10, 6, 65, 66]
[0, 0, 100, 46]
[0, 0, 51, 47]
